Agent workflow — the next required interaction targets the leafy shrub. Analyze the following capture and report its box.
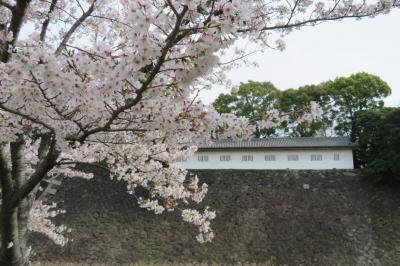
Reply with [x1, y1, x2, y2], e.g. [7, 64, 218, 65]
[352, 107, 400, 180]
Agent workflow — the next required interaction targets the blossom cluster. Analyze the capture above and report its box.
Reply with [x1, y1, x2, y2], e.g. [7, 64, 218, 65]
[182, 207, 216, 243]
[257, 101, 323, 129]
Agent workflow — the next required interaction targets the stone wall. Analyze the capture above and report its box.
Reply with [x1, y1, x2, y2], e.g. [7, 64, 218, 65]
[30, 168, 400, 265]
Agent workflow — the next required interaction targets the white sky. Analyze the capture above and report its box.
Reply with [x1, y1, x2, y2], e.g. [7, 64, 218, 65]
[199, 9, 400, 107]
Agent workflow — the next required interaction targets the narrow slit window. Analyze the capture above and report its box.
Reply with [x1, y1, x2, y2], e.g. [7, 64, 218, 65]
[265, 155, 276, 161]
[311, 154, 322, 161]
[334, 153, 340, 161]
[198, 155, 209, 162]
[220, 155, 231, 162]
[242, 155, 253, 161]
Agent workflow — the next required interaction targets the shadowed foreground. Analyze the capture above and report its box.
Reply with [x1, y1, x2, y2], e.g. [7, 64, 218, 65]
[31, 168, 400, 265]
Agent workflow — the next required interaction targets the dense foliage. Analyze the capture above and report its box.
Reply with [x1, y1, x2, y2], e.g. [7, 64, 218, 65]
[213, 81, 280, 137]
[352, 108, 400, 179]
[213, 73, 391, 137]
[326, 72, 392, 135]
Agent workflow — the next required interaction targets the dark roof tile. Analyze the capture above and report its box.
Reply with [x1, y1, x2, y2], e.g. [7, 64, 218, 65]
[199, 137, 355, 149]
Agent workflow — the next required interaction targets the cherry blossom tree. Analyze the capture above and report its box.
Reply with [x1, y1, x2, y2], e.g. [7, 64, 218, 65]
[0, 0, 398, 265]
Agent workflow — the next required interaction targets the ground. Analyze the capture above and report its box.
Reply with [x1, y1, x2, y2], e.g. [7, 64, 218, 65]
[31, 167, 400, 265]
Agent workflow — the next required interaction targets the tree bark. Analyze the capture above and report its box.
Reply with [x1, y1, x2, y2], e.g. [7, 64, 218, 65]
[0, 203, 28, 266]
[11, 140, 32, 263]
[0, 144, 29, 266]
[0, 134, 58, 265]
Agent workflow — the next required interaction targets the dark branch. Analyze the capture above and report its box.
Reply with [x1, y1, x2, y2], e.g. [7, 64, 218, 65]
[0, 102, 55, 132]
[0, 0, 30, 63]
[0, 0, 13, 10]
[40, 0, 59, 42]
[258, 7, 396, 32]
[10, 134, 59, 208]
[55, 0, 97, 55]
[72, 6, 190, 142]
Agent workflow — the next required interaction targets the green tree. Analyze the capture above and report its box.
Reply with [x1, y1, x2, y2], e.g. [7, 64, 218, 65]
[326, 72, 391, 136]
[277, 73, 391, 137]
[213, 73, 391, 138]
[276, 84, 333, 137]
[352, 108, 400, 179]
[213, 81, 279, 137]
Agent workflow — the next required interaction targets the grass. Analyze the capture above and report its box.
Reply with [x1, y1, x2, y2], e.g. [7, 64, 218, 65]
[33, 263, 276, 266]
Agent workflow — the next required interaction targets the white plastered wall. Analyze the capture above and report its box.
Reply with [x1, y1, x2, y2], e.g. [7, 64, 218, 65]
[175, 149, 354, 170]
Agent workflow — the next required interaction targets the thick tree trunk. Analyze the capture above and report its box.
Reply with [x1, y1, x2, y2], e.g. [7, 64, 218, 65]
[0, 135, 58, 265]
[17, 195, 34, 263]
[0, 141, 33, 266]
[11, 141, 33, 262]
[0, 203, 29, 266]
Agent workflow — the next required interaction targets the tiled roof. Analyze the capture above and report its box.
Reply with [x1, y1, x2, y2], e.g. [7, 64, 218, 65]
[198, 137, 355, 149]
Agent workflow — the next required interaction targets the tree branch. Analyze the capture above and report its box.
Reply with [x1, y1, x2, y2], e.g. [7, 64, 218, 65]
[72, 6, 190, 142]
[259, 7, 396, 32]
[10, 135, 59, 208]
[54, 0, 97, 55]
[0, 0, 30, 63]
[0, 0, 13, 10]
[56, 161, 110, 172]
[166, 0, 179, 17]
[0, 102, 55, 132]
[29, 71, 87, 134]
[40, 0, 59, 42]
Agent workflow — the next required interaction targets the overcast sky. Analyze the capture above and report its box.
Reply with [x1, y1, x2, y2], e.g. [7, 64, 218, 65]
[199, 9, 400, 107]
